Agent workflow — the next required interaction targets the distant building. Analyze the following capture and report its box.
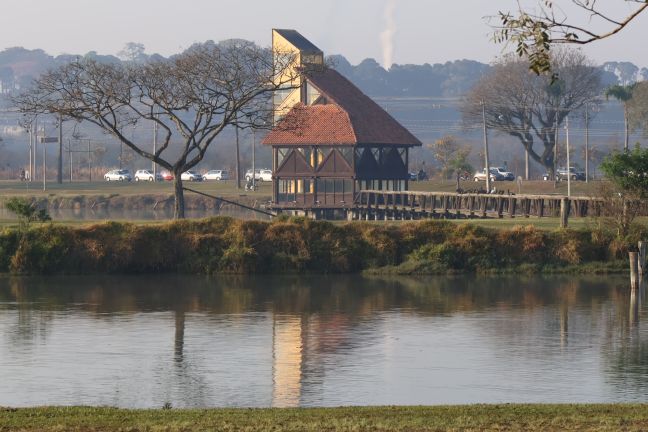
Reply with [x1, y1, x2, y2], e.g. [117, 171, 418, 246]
[263, 29, 421, 218]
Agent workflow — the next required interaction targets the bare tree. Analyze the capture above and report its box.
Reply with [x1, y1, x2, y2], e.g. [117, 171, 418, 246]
[14, 41, 301, 218]
[461, 49, 601, 177]
[493, 1, 648, 75]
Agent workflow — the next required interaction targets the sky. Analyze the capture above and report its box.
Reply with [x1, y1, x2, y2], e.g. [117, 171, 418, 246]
[3, 0, 648, 68]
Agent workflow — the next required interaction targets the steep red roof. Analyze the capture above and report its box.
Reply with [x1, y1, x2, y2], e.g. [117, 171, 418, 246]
[263, 104, 357, 145]
[263, 68, 422, 147]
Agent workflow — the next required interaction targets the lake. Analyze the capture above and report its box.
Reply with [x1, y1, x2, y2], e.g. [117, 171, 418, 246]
[0, 274, 646, 408]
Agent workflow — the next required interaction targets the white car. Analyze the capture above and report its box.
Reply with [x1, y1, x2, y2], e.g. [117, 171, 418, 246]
[104, 169, 132, 182]
[134, 169, 163, 182]
[180, 170, 203, 182]
[245, 168, 272, 182]
[203, 169, 230, 181]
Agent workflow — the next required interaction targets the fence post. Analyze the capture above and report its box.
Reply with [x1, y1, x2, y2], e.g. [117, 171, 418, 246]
[560, 197, 569, 228]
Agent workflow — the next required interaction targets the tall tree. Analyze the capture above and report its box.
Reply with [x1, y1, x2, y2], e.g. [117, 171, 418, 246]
[605, 84, 635, 151]
[429, 135, 461, 179]
[493, 1, 648, 75]
[628, 81, 648, 137]
[461, 49, 601, 177]
[14, 41, 301, 218]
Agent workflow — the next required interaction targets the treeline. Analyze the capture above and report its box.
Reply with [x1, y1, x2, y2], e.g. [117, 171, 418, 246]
[0, 43, 640, 98]
[0, 218, 640, 275]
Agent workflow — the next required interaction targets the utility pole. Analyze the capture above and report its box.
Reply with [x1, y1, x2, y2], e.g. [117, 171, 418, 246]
[68, 138, 72, 182]
[28, 123, 33, 182]
[585, 105, 589, 183]
[554, 111, 559, 189]
[57, 114, 63, 184]
[88, 139, 92, 182]
[252, 128, 256, 190]
[566, 115, 571, 198]
[481, 100, 491, 192]
[235, 126, 241, 189]
[33, 118, 38, 181]
[152, 118, 158, 180]
[42, 138, 46, 191]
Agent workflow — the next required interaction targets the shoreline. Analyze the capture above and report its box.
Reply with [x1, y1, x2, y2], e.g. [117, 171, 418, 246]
[0, 217, 640, 276]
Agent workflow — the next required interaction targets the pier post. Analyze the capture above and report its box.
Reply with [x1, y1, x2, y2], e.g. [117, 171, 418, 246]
[630, 251, 639, 290]
[639, 241, 647, 276]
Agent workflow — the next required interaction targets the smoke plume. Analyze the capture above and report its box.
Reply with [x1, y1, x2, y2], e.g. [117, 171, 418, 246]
[380, 0, 397, 70]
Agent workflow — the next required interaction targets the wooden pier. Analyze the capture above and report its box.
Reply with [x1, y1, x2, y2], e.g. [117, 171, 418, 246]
[351, 190, 605, 226]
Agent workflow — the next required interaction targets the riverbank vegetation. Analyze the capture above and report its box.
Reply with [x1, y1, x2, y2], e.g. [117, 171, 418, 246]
[0, 217, 643, 275]
[2, 404, 648, 431]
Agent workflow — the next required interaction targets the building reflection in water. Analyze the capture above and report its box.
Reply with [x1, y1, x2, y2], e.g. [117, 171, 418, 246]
[272, 315, 303, 407]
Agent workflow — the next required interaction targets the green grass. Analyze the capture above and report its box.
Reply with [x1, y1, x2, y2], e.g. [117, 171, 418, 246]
[1, 405, 647, 431]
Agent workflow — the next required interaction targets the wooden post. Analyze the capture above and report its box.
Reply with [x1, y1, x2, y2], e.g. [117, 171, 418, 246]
[639, 241, 647, 277]
[508, 197, 516, 218]
[630, 251, 639, 290]
[560, 197, 569, 228]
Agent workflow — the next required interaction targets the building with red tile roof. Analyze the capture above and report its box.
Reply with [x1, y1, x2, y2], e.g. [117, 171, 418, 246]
[264, 30, 421, 217]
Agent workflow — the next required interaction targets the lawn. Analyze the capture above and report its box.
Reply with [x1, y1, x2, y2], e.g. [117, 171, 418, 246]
[1, 405, 647, 431]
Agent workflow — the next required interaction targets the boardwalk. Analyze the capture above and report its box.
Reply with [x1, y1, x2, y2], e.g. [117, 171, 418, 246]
[352, 190, 606, 226]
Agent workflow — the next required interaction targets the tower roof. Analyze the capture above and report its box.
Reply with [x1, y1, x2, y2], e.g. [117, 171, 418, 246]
[273, 29, 322, 53]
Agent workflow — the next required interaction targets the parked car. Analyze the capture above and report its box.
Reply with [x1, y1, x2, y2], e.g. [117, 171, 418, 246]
[409, 170, 429, 181]
[489, 167, 515, 181]
[160, 171, 174, 181]
[180, 170, 203, 182]
[104, 169, 132, 182]
[557, 167, 586, 181]
[203, 169, 230, 181]
[134, 169, 163, 182]
[542, 167, 586, 181]
[245, 168, 272, 182]
[473, 168, 502, 182]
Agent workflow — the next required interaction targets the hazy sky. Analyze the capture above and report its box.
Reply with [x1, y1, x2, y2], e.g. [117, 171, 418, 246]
[3, 0, 648, 68]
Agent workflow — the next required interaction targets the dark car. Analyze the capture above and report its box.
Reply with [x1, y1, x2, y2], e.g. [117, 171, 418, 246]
[409, 170, 428, 181]
[543, 167, 586, 181]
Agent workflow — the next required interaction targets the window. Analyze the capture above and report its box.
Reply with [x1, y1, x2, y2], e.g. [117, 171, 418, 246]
[339, 147, 353, 165]
[317, 147, 332, 164]
[278, 179, 296, 202]
[305, 82, 321, 106]
[277, 148, 290, 166]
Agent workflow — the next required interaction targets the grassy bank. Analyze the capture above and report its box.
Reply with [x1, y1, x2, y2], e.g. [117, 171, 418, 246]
[2, 405, 648, 431]
[0, 217, 640, 275]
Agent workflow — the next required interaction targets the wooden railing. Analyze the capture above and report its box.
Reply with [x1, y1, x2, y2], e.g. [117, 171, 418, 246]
[354, 190, 607, 225]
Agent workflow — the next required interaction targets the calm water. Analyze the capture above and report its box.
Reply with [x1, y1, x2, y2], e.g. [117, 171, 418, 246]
[0, 207, 270, 222]
[0, 274, 647, 408]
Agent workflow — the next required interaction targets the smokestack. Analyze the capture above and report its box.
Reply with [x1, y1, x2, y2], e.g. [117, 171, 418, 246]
[380, 0, 397, 70]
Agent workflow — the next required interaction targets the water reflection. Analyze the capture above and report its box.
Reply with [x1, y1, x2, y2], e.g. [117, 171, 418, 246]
[0, 274, 647, 407]
[0, 207, 270, 222]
